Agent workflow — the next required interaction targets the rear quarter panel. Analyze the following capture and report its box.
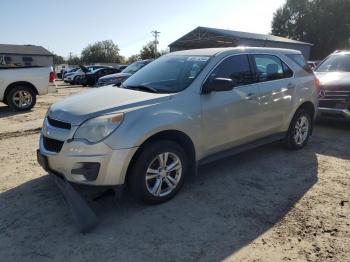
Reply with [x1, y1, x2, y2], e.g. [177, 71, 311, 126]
[282, 55, 318, 130]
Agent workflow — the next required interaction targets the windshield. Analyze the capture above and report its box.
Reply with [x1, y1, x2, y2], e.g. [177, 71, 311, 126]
[122, 61, 149, 74]
[316, 53, 350, 72]
[123, 55, 210, 93]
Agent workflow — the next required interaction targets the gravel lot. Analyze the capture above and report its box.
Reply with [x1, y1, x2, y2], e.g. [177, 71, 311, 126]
[0, 81, 349, 261]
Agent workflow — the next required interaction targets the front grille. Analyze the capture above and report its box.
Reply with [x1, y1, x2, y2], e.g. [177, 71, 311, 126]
[43, 136, 64, 153]
[319, 87, 350, 110]
[47, 116, 71, 130]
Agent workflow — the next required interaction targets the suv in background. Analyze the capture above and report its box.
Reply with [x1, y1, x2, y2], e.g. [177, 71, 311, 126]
[96, 59, 153, 87]
[82, 67, 121, 86]
[315, 50, 350, 120]
[38, 47, 318, 206]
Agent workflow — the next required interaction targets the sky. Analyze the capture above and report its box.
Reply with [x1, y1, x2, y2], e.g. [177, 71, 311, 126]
[0, 0, 285, 59]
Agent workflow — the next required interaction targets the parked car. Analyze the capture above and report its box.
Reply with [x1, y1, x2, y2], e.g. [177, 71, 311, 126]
[37, 47, 318, 208]
[62, 67, 79, 79]
[96, 59, 153, 87]
[0, 66, 56, 111]
[64, 65, 111, 85]
[315, 50, 350, 120]
[117, 64, 128, 71]
[82, 67, 121, 86]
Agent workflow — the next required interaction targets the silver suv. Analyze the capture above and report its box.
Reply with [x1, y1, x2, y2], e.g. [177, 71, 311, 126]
[37, 47, 318, 204]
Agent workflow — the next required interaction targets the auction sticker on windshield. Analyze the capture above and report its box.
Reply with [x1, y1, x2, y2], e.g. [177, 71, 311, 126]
[187, 56, 210, 62]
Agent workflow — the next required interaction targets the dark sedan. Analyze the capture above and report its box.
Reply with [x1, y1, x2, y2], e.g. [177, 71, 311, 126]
[96, 59, 153, 87]
[82, 67, 121, 86]
[315, 50, 350, 120]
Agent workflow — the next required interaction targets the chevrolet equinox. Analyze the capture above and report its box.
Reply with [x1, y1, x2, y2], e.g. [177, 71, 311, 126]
[38, 47, 318, 204]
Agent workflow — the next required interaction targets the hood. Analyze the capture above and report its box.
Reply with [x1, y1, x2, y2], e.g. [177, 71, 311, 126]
[315, 72, 350, 89]
[99, 72, 132, 80]
[49, 86, 172, 125]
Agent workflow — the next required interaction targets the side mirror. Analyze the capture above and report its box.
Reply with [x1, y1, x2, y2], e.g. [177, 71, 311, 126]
[202, 78, 233, 94]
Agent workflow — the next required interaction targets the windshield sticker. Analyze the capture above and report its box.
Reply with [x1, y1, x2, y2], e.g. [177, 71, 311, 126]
[187, 56, 210, 62]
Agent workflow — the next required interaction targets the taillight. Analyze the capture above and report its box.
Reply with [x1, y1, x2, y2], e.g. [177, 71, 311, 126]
[49, 71, 55, 83]
[315, 77, 321, 92]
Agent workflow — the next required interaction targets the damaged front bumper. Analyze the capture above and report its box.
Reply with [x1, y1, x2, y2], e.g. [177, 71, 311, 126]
[37, 149, 98, 233]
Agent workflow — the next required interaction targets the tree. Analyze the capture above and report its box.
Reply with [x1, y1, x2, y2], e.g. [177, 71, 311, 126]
[127, 54, 141, 63]
[140, 41, 161, 59]
[271, 0, 350, 59]
[67, 56, 80, 65]
[159, 49, 169, 56]
[81, 40, 123, 63]
[53, 54, 65, 65]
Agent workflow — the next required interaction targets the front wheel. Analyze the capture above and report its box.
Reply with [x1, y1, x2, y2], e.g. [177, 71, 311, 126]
[285, 109, 312, 150]
[128, 141, 188, 204]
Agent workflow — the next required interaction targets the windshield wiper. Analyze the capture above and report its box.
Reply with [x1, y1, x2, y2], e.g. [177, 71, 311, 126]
[124, 85, 159, 93]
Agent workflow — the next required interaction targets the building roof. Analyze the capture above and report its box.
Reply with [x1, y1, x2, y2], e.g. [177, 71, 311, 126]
[169, 26, 313, 47]
[168, 46, 301, 57]
[0, 44, 53, 56]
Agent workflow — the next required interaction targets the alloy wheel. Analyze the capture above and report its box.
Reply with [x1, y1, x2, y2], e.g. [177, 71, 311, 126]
[294, 115, 309, 145]
[145, 152, 182, 197]
[12, 90, 33, 109]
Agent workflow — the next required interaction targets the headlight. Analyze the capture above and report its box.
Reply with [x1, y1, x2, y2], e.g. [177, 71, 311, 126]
[74, 113, 124, 143]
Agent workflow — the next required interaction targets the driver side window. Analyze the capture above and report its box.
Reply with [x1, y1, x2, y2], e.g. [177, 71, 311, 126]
[212, 54, 255, 87]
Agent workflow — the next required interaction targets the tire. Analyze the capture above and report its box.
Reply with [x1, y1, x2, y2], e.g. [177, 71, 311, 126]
[128, 140, 189, 205]
[6, 85, 36, 111]
[73, 76, 79, 85]
[285, 109, 312, 150]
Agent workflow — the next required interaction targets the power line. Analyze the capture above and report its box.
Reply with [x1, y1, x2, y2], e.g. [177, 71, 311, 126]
[151, 30, 160, 59]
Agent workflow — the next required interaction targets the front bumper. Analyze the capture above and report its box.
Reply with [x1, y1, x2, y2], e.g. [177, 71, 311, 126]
[318, 107, 350, 119]
[49, 171, 98, 233]
[38, 134, 138, 186]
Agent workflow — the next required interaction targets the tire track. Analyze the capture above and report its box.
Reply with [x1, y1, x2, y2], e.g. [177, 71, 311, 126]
[0, 127, 41, 140]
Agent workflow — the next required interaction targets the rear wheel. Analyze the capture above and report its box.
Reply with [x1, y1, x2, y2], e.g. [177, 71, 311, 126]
[6, 85, 36, 111]
[128, 140, 188, 204]
[72, 76, 79, 85]
[285, 109, 312, 150]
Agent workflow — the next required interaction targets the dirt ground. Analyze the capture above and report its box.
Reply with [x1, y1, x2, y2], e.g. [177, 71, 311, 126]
[0, 81, 349, 262]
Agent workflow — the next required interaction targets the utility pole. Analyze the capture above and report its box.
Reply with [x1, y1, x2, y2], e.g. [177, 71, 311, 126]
[151, 30, 160, 58]
[68, 52, 72, 64]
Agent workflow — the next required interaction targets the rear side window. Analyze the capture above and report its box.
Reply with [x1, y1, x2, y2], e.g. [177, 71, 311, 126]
[252, 54, 293, 82]
[212, 54, 255, 87]
[286, 54, 313, 73]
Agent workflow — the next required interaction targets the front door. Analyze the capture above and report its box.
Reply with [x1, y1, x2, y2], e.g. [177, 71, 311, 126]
[200, 54, 264, 157]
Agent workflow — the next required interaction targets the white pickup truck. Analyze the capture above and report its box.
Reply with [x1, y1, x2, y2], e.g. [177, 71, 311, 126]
[0, 66, 56, 111]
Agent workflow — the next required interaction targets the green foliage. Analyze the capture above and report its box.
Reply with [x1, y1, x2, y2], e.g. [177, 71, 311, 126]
[140, 41, 161, 59]
[81, 40, 123, 63]
[271, 0, 350, 59]
[53, 54, 65, 65]
[67, 56, 80, 65]
[159, 49, 169, 56]
[127, 54, 141, 63]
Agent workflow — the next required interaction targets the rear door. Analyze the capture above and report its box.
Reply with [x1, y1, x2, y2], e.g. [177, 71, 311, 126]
[201, 54, 264, 156]
[250, 54, 294, 134]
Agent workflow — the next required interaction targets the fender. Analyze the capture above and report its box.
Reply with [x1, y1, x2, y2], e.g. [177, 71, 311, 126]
[104, 103, 202, 155]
